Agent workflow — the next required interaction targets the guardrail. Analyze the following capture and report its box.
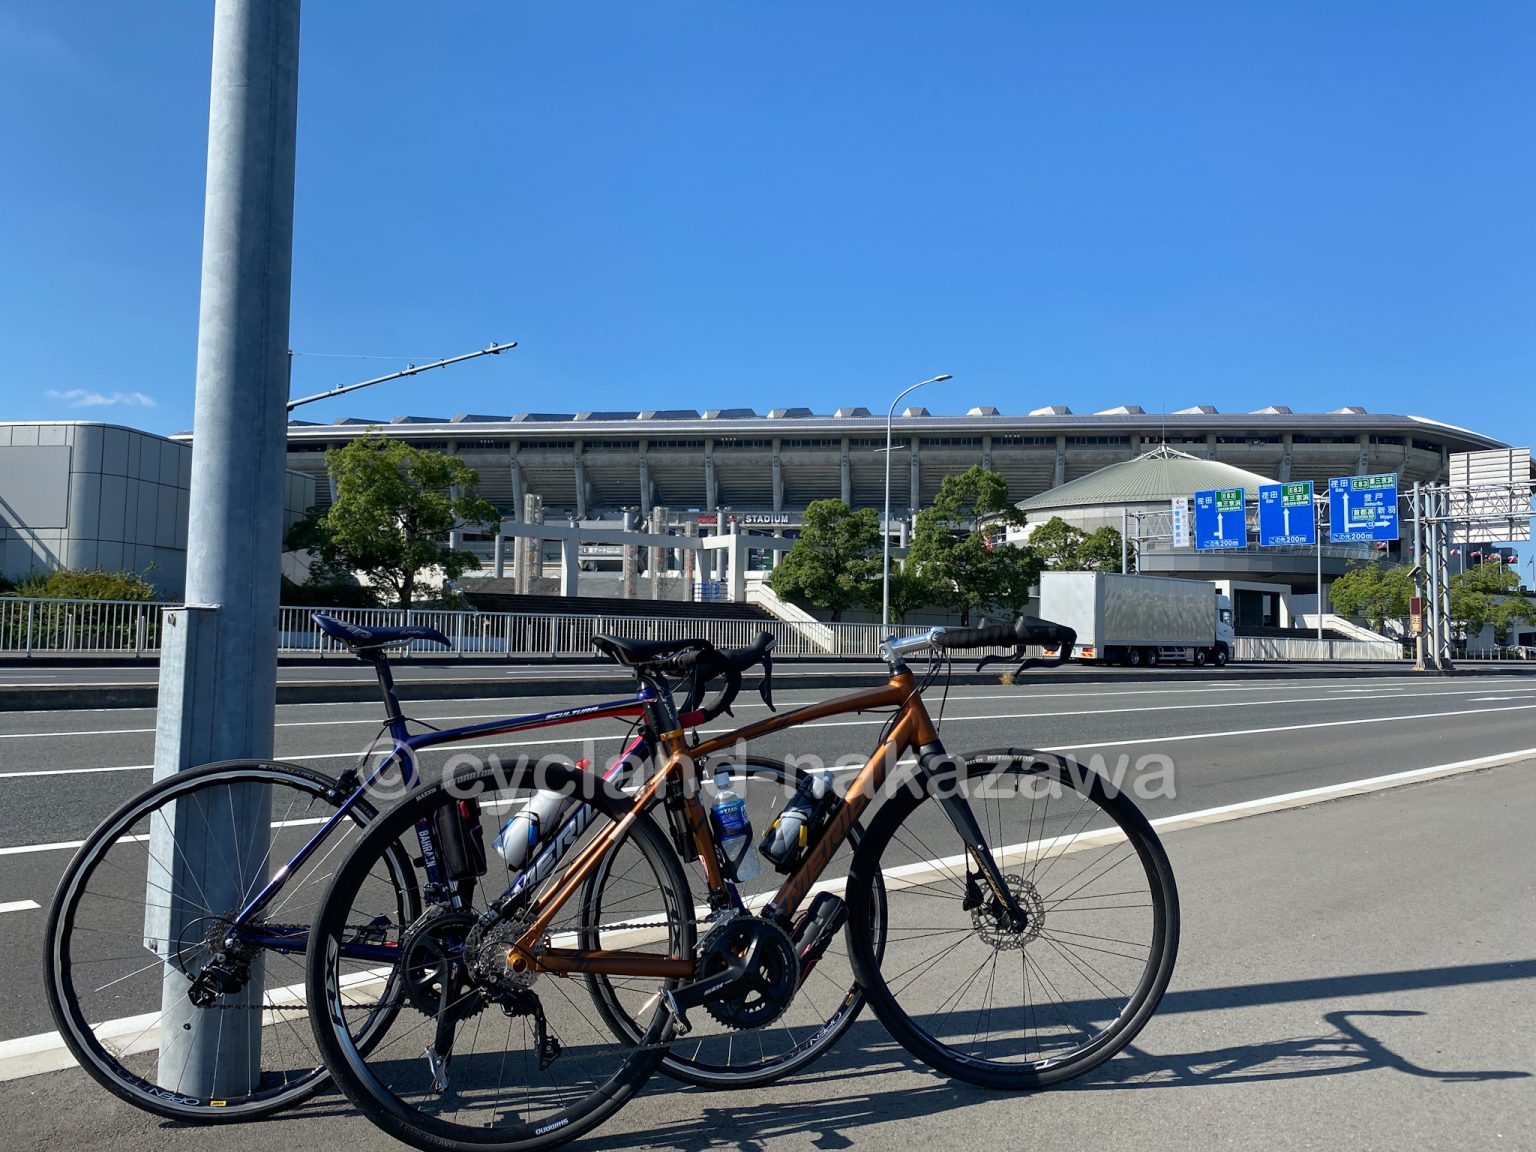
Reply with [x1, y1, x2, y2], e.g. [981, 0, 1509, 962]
[0, 597, 162, 656]
[1232, 636, 1404, 662]
[3, 597, 1418, 662]
[0, 597, 926, 659]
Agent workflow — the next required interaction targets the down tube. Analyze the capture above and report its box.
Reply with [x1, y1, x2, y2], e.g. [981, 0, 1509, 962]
[764, 709, 920, 922]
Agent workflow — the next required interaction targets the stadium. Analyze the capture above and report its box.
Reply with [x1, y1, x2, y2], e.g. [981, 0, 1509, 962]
[279, 404, 1505, 528]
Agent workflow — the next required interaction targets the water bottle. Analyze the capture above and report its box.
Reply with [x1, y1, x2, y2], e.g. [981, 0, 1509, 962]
[494, 760, 587, 868]
[710, 768, 760, 882]
[760, 770, 834, 871]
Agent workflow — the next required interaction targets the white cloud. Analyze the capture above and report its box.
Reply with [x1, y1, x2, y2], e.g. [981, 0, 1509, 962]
[47, 389, 157, 408]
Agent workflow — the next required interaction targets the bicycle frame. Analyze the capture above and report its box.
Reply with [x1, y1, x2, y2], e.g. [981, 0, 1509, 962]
[224, 673, 656, 964]
[502, 663, 1014, 981]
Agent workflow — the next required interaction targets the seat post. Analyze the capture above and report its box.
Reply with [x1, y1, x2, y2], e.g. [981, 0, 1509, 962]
[359, 647, 409, 735]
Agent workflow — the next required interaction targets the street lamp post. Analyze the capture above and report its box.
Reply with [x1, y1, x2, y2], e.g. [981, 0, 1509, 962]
[883, 375, 952, 632]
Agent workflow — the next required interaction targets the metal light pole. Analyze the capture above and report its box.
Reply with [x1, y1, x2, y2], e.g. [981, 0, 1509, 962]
[882, 375, 951, 632]
[150, 0, 301, 1099]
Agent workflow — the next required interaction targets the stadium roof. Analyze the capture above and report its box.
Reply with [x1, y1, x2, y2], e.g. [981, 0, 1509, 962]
[1017, 446, 1277, 511]
[268, 406, 1508, 453]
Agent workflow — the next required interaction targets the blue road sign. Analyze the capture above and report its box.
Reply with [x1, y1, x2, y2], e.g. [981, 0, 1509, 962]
[1329, 474, 1399, 542]
[1194, 487, 1248, 550]
[1259, 481, 1316, 546]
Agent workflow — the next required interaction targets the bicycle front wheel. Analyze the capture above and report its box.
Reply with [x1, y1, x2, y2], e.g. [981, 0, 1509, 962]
[43, 759, 418, 1121]
[844, 749, 1179, 1089]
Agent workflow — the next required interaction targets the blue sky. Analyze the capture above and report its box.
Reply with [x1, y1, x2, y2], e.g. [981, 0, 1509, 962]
[2, 2, 1533, 446]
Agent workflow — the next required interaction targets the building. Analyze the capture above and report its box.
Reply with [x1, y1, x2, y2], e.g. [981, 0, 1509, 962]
[0, 422, 314, 598]
[273, 405, 1505, 531]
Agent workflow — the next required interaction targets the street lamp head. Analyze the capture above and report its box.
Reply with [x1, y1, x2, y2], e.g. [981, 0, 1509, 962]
[932, 374, 953, 383]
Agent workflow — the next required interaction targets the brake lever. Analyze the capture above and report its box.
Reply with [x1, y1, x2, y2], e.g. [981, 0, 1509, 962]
[974, 651, 1020, 673]
[758, 652, 775, 712]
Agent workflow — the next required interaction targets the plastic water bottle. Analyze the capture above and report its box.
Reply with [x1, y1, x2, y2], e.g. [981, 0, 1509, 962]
[494, 761, 587, 868]
[710, 768, 760, 882]
[760, 771, 833, 870]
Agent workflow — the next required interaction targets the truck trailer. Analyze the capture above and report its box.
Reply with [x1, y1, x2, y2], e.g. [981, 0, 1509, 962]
[1039, 571, 1235, 667]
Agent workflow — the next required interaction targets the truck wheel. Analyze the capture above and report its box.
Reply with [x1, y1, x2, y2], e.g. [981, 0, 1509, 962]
[1145, 649, 1160, 668]
[1214, 645, 1229, 667]
[1125, 648, 1143, 667]
[1194, 648, 1208, 667]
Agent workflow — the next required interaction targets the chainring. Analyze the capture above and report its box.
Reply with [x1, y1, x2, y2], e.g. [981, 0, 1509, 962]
[697, 916, 800, 1031]
[399, 907, 481, 1015]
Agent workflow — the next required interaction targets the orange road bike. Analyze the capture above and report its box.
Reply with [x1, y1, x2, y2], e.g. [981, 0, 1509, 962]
[306, 618, 1181, 1152]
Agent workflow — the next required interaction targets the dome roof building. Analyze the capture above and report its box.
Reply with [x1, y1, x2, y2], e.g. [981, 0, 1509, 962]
[1016, 445, 1276, 532]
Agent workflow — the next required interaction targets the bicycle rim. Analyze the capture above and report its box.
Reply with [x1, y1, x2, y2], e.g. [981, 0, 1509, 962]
[43, 760, 415, 1121]
[846, 749, 1179, 1089]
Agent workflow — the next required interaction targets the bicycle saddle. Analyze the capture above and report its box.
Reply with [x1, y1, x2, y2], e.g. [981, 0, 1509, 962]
[591, 634, 712, 666]
[311, 612, 452, 650]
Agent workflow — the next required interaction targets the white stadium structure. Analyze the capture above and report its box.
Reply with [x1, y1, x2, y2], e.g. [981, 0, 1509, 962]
[278, 404, 1506, 527]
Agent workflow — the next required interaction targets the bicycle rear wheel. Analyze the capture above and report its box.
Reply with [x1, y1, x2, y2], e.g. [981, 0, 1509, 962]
[307, 761, 692, 1152]
[844, 748, 1179, 1089]
[43, 760, 417, 1121]
[583, 755, 886, 1088]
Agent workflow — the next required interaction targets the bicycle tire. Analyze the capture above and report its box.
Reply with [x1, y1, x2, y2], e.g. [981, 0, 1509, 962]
[307, 761, 693, 1152]
[844, 748, 1179, 1090]
[43, 759, 418, 1122]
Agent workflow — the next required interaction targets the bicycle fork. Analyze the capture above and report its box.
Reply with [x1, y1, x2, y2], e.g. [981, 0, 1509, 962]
[916, 743, 1030, 932]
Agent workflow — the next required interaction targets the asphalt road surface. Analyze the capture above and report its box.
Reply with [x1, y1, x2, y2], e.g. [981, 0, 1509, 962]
[3, 671, 1534, 1149]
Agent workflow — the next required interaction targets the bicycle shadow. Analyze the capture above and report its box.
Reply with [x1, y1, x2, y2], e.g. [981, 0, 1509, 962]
[565, 961, 1534, 1150]
[222, 959, 1534, 1139]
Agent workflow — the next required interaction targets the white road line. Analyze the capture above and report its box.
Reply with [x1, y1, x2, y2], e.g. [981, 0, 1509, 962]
[0, 900, 40, 914]
[8, 696, 1536, 782]
[1036, 701, 1536, 753]
[1, 745, 1530, 1082]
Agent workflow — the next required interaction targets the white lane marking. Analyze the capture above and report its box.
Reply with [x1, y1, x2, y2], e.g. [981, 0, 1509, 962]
[1036, 701, 1536, 754]
[2, 745, 1530, 1082]
[9, 695, 1536, 782]
[0, 900, 40, 914]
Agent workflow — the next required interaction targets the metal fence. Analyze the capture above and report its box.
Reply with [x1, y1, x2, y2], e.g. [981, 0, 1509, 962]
[0, 597, 162, 656]
[1232, 636, 1404, 662]
[0, 597, 924, 660]
[1, 597, 1413, 662]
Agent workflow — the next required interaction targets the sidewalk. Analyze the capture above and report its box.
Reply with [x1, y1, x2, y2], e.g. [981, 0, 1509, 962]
[7, 761, 1532, 1151]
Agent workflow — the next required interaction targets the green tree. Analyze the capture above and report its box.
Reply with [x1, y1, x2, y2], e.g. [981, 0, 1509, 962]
[1451, 559, 1536, 645]
[908, 466, 1040, 625]
[883, 563, 941, 624]
[1028, 516, 1127, 572]
[293, 435, 500, 612]
[1327, 560, 1413, 632]
[768, 499, 880, 621]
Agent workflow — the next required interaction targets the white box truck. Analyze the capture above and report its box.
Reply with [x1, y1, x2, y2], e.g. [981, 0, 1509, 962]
[1039, 572, 1235, 667]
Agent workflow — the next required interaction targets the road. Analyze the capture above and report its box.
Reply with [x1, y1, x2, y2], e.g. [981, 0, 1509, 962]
[2, 670, 1534, 1148]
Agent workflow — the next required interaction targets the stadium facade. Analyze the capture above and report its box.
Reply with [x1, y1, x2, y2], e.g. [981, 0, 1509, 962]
[275, 404, 1506, 529]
